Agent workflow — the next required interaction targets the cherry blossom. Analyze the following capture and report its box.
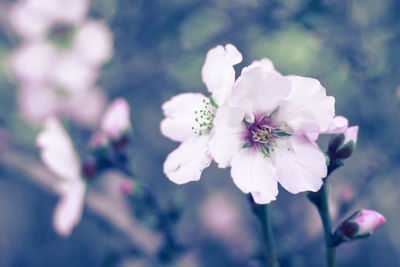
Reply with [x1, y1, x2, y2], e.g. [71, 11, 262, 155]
[8, 0, 113, 126]
[36, 118, 86, 236]
[160, 44, 242, 184]
[209, 59, 335, 204]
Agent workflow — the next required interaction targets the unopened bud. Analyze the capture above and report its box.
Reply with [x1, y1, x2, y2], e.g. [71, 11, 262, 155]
[333, 209, 385, 244]
[101, 98, 131, 139]
[81, 156, 97, 179]
[328, 126, 359, 160]
[121, 180, 134, 194]
[90, 132, 109, 149]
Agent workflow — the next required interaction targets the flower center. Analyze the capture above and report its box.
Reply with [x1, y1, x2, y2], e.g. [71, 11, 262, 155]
[192, 98, 216, 136]
[246, 116, 290, 157]
[47, 23, 76, 50]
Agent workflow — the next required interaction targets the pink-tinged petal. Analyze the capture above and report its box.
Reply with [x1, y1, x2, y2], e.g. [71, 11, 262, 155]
[163, 136, 212, 184]
[274, 76, 335, 140]
[53, 179, 86, 237]
[73, 21, 113, 66]
[231, 67, 291, 118]
[18, 85, 62, 124]
[51, 52, 98, 92]
[323, 116, 349, 134]
[208, 105, 246, 168]
[100, 98, 131, 138]
[8, 1, 51, 39]
[241, 58, 279, 75]
[37, 118, 81, 181]
[354, 209, 385, 234]
[270, 135, 326, 194]
[344, 126, 359, 144]
[161, 93, 209, 142]
[9, 42, 56, 85]
[230, 148, 278, 204]
[68, 88, 107, 128]
[201, 44, 242, 105]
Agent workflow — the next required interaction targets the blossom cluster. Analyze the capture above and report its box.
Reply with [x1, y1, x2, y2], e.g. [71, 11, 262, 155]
[37, 99, 131, 236]
[161, 44, 358, 204]
[8, 0, 113, 127]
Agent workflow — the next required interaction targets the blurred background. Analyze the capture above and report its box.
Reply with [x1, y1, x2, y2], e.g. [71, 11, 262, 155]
[0, 0, 399, 266]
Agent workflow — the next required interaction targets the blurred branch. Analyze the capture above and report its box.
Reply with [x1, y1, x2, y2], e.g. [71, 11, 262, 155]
[0, 148, 161, 257]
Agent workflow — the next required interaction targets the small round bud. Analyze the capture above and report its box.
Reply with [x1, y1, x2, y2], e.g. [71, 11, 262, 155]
[81, 156, 97, 179]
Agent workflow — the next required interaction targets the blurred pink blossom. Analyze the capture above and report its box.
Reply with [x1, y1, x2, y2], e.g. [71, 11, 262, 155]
[101, 98, 131, 138]
[9, 0, 89, 40]
[18, 85, 106, 127]
[36, 118, 86, 237]
[199, 193, 242, 239]
[9, 0, 113, 126]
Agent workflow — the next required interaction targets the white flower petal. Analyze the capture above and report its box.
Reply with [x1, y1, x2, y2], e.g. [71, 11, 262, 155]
[201, 44, 242, 105]
[69, 88, 107, 128]
[37, 118, 81, 181]
[241, 58, 279, 75]
[163, 136, 212, 184]
[53, 179, 86, 237]
[49, 0, 89, 23]
[323, 116, 349, 134]
[9, 1, 51, 39]
[208, 105, 246, 168]
[160, 93, 209, 142]
[73, 21, 113, 66]
[231, 67, 291, 117]
[275, 76, 335, 140]
[18, 85, 62, 123]
[100, 98, 130, 137]
[270, 135, 326, 194]
[230, 148, 278, 204]
[51, 52, 97, 92]
[9, 42, 56, 85]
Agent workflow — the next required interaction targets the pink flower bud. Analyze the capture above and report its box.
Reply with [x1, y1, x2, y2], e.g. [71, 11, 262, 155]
[90, 132, 109, 148]
[336, 209, 385, 242]
[352, 209, 385, 234]
[328, 124, 359, 160]
[120, 181, 134, 195]
[101, 98, 131, 139]
[343, 126, 358, 145]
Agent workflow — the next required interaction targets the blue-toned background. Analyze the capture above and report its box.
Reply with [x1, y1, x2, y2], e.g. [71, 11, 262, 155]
[0, 0, 399, 266]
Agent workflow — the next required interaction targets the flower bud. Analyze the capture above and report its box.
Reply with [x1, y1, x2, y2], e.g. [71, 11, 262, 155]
[90, 132, 109, 149]
[121, 180, 134, 195]
[333, 209, 385, 244]
[81, 155, 98, 179]
[101, 98, 131, 139]
[328, 126, 359, 160]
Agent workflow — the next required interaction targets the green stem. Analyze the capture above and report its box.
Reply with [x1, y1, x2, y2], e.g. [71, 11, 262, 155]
[308, 184, 335, 267]
[253, 203, 279, 267]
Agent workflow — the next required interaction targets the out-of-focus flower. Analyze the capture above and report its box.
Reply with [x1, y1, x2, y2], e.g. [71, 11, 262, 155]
[36, 118, 86, 236]
[18, 85, 106, 127]
[209, 60, 335, 204]
[199, 193, 242, 239]
[334, 209, 385, 243]
[101, 98, 131, 139]
[9, 0, 113, 126]
[160, 44, 242, 184]
[9, 0, 88, 40]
